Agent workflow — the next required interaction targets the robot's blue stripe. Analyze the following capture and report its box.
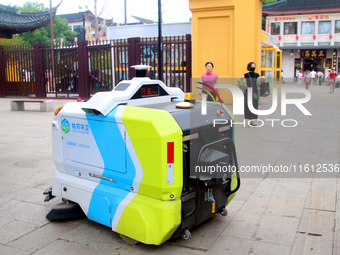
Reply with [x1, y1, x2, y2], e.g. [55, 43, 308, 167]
[86, 107, 136, 227]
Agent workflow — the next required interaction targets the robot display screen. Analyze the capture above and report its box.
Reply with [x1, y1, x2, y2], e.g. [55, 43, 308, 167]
[141, 85, 160, 97]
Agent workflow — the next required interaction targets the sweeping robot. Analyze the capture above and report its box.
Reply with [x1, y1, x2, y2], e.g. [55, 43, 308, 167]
[44, 65, 240, 245]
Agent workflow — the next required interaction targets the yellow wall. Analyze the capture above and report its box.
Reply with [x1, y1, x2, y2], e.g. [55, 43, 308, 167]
[189, 0, 263, 103]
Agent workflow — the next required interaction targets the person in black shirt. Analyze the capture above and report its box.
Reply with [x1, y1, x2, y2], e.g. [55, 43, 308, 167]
[241, 62, 260, 126]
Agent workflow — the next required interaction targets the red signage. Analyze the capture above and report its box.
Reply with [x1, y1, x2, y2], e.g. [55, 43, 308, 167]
[275, 17, 296, 21]
[308, 15, 330, 20]
[274, 15, 329, 22]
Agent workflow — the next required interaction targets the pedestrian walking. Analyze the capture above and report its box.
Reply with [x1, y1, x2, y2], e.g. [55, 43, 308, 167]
[240, 62, 260, 126]
[329, 68, 337, 94]
[317, 70, 324, 86]
[281, 70, 285, 84]
[304, 70, 311, 90]
[297, 70, 303, 85]
[310, 69, 317, 84]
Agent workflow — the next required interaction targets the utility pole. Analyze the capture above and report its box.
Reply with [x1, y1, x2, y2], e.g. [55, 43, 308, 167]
[83, 12, 86, 40]
[94, 0, 98, 41]
[158, 0, 162, 81]
[49, 0, 55, 91]
[124, 0, 127, 25]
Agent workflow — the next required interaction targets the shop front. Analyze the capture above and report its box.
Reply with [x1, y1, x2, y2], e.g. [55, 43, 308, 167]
[300, 49, 327, 71]
[295, 49, 337, 78]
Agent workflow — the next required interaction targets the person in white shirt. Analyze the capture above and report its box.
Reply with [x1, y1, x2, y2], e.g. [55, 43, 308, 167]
[317, 70, 324, 86]
[281, 70, 285, 84]
[297, 70, 304, 85]
[310, 69, 317, 84]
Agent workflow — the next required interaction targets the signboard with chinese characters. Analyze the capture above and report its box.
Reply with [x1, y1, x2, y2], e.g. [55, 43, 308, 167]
[300, 50, 327, 58]
[274, 15, 330, 21]
[307, 14, 330, 20]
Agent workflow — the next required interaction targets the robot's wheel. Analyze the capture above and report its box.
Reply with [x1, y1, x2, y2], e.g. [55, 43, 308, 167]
[119, 234, 139, 245]
[220, 207, 228, 217]
[182, 229, 191, 240]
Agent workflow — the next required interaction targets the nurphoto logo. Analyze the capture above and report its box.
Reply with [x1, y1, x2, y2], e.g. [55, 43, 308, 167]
[199, 84, 312, 128]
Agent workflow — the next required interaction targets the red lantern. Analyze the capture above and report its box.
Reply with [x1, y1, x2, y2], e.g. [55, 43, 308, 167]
[330, 34, 333, 39]
[278, 35, 281, 40]
[313, 35, 316, 39]
[296, 35, 299, 40]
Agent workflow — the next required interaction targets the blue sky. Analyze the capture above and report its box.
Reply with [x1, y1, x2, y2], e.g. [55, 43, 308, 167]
[7, 0, 192, 23]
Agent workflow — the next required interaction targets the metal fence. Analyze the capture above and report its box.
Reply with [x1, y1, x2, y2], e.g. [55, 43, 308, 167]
[2, 45, 35, 96]
[0, 34, 192, 98]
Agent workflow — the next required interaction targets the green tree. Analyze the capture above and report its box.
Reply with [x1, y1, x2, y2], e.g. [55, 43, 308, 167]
[263, 0, 276, 4]
[0, 36, 28, 47]
[16, 2, 77, 46]
[262, 0, 277, 30]
[18, 1, 47, 12]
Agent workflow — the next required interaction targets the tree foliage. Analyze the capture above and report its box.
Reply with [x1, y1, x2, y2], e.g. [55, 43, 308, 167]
[20, 16, 76, 46]
[263, 0, 277, 5]
[262, 0, 277, 30]
[18, 1, 47, 12]
[0, 36, 28, 47]
[5, 1, 76, 46]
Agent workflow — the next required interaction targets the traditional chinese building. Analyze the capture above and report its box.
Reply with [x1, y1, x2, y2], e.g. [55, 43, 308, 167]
[0, 4, 58, 39]
[263, 0, 340, 78]
[58, 11, 116, 41]
[57, 11, 154, 42]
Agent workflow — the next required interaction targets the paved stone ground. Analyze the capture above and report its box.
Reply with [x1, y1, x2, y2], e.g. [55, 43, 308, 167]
[0, 82, 339, 255]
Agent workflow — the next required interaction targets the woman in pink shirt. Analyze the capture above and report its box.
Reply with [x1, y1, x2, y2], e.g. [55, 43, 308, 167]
[199, 62, 219, 101]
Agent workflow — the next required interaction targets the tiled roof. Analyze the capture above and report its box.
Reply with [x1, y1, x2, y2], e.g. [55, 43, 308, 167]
[58, 11, 116, 27]
[263, 0, 340, 14]
[0, 4, 58, 31]
[130, 15, 156, 24]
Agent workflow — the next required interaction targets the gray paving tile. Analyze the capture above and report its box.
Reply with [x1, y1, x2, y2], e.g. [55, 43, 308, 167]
[297, 209, 335, 236]
[322, 144, 339, 153]
[261, 129, 298, 143]
[290, 232, 333, 255]
[0, 244, 31, 255]
[305, 178, 337, 211]
[250, 178, 311, 199]
[32, 238, 206, 255]
[276, 152, 320, 166]
[9, 187, 48, 206]
[0, 217, 12, 228]
[206, 236, 291, 255]
[0, 220, 37, 244]
[239, 177, 264, 186]
[334, 220, 340, 255]
[60, 221, 130, 248]
[0, 200, 50, 226]
[285, 141, 323, 155]
[9, 221, 81, 253]
[221, 211, 300, 246]
[241, 193, 305, 218]
[319, 151, 340, 160]
[0, 181, 27, 197]
[233, 184, 258, 201]
[125, 243, 207, 255]
[336, 181, 340, 220]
